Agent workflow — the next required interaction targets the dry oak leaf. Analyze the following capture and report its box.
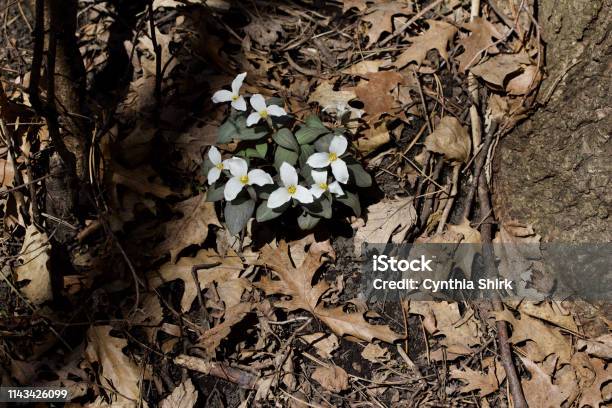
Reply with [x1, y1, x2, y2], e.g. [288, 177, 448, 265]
[450, 360, 505, 397]
[85, 326, 147, 407]
[470, 52, 532, 87]
[300, 332, 339, 359]
[354, 196, 417, 256]
[111, 164, 174, 199]
[15, 225, 52, 305]
[195, 302, 252, 357]
[342, 60, 385, 75]
[361, 343, 390, 363]
[577, 334, 612, 360]
[579, 358, 611, 408]
[457, 17, 504, 72]
[391, 20, 457, 68]
[494, 309, 571, 363]
[356, 121, 391, 154]
[160, 378, 198, 408]
[154, 193, 221, 262]
[312, 365, 349, 393]
[342, 0, 368, 13]
[520, 356, 567, 408]
[150, 248, 242, 312]
[258, 242, 402, 343]
[354, 71, 403, 117]
[308, 81, 362, 120]
[506, 65, 539, 95]
[362, 1, 413, 47]
[0, 158, 15, 187]
[424, 116, 471, 163]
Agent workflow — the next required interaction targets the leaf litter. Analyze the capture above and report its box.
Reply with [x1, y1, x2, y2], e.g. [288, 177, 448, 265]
[0, 0, 608, 407]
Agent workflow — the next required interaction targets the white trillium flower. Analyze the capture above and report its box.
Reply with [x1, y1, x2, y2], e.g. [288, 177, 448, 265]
[223, 157, 273, 201]
[207, 146, 231, 185]
[306, 135, 350, 184]
[267, 162, 313, 208]
[212, 72, 247, 111]
[246, 94, 287, 127]
[310, 170, 344, 198]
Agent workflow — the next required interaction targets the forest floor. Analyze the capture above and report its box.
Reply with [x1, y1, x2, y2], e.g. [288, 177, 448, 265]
[0, 0, 610, 407]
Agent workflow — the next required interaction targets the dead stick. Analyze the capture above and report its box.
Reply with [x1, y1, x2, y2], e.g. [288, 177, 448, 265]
[477, 152, 528, 408]
[175, 354, 258, 389]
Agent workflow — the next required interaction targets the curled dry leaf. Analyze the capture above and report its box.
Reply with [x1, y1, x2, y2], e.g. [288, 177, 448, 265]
[312, 365, 349, 393]
[457, 17, 505, 72]
[578, 357, 611, 408]
[391, 20, 457, 68]
[354, 196, 417, 256]
[15, 225, 52, 305]
[470, 52, 532, 87]
[300, 332, 339, 359]
[154, 193, 221, 263]
[576, 333, 612, 360]
[160, 378, 198, 408]
[520, 356, 567, 408]
[85, 326, 147, 407]
[424, 116, 471, 163]
[258, 242, 402, 343]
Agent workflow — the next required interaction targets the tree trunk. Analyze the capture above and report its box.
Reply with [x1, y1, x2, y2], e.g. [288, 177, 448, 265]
[493, 0, 611, 242]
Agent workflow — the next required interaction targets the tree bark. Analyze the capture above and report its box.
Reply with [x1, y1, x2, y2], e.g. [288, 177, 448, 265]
[493, 0, 611, 242]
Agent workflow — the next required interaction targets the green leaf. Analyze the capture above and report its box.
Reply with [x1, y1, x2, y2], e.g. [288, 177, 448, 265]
[296, 126, 329, 145]
[314, 133, 335, 152]
[347, 161, 372, 187]
[299, 144, 316, 168]
[256, 200, 288, 222]
[272, 128, 299, 151]
[224, 197, 255, 235]
[305, 115, 327, 130]
[337, 190, 361, 216]
[304, 195, 332, 218]
[218, 116, 268, 143]
[217, 119, 238, 144]
[206, 182, 225, 202]
[297, 212, 321, 230]
[274, 146, 299, 170]
[239, 142, 268, 159]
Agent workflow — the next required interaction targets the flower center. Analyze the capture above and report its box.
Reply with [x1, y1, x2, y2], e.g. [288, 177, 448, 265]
[259, 110, 268, 118]
[239, 175, 249, 185]
[319, 182, 328, 190]
[287, 185, 297, 195]
[215, 163, 224, 170]
[231, 95, 239, 101]
[328, 152, 337, 162]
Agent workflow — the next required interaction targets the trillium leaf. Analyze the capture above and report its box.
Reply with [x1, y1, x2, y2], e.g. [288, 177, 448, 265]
[219, 116, 268, 142]
[337, 190, 361, 216]
[239, 143, 268, 159]
[346, 159, 372, 187]
[274, 146, 299, 170]
[305, 115, 327, 130]
[273, 128, 300, 151]
[305, 195, 332, 218]
[297, 212, 321, 230]
[296, 127, 329, 145]
[255, 184, 276, 200]
[299, 144, 316, 168]
[217, 119, 239, 143]
[224, 197, 255, 235]
[206, 182, 225, 202]
[314, 134, 335, 152]
[256, 200, 288, 222]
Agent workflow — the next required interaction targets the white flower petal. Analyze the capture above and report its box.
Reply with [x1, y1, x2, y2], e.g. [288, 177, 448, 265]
[311, 170, 327, 184]
[208, 146, 221, 164]
[248, 169, 273, 186]
[266, 105, 287, 117]
[306, 152, 331, 168]
[225, 157, 248, 177]
[212, 89, 233, 103]
[329, 181, 345, 196]
[267, 188, 291, 209]
[331, 159, 349, 184]
[293, 185, 313, 204]
[231, 96, 247, 111]
[329, 135, 348, 156]
[279, 162, 298, 187]
[231, 72, 247, 95]
[207, 167, 221, 185]
[250, 94, 267, 112]
[224, 177, 244, 201]
[310, 184, 326, 198]
[246, 112, 261, 127]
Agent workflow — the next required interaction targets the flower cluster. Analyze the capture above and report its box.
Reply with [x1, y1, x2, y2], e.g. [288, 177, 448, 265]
[206, 73, 371, 234]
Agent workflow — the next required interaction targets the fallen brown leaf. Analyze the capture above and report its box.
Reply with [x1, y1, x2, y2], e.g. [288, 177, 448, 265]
[160, 378, 198, 408]
[520, 356, 567, 408]
[312, 365, 349, 393]
[457, 17, 504, 72]
[424, 116, 471, 163]
[15, 225, 52, 305]
[362, 1, 413, 47]
[391, 20, 457, 68]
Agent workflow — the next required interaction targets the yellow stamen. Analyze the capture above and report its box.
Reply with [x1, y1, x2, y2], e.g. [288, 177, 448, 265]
[319, 182, 328, 190]
[240, 175, 249, 184]
[232, 95, 239, 101]
[260, 110, 268, 118]
[328, 152, 337, 162]
[215, 163, 224, 170]
[287, 185, 297, 195]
